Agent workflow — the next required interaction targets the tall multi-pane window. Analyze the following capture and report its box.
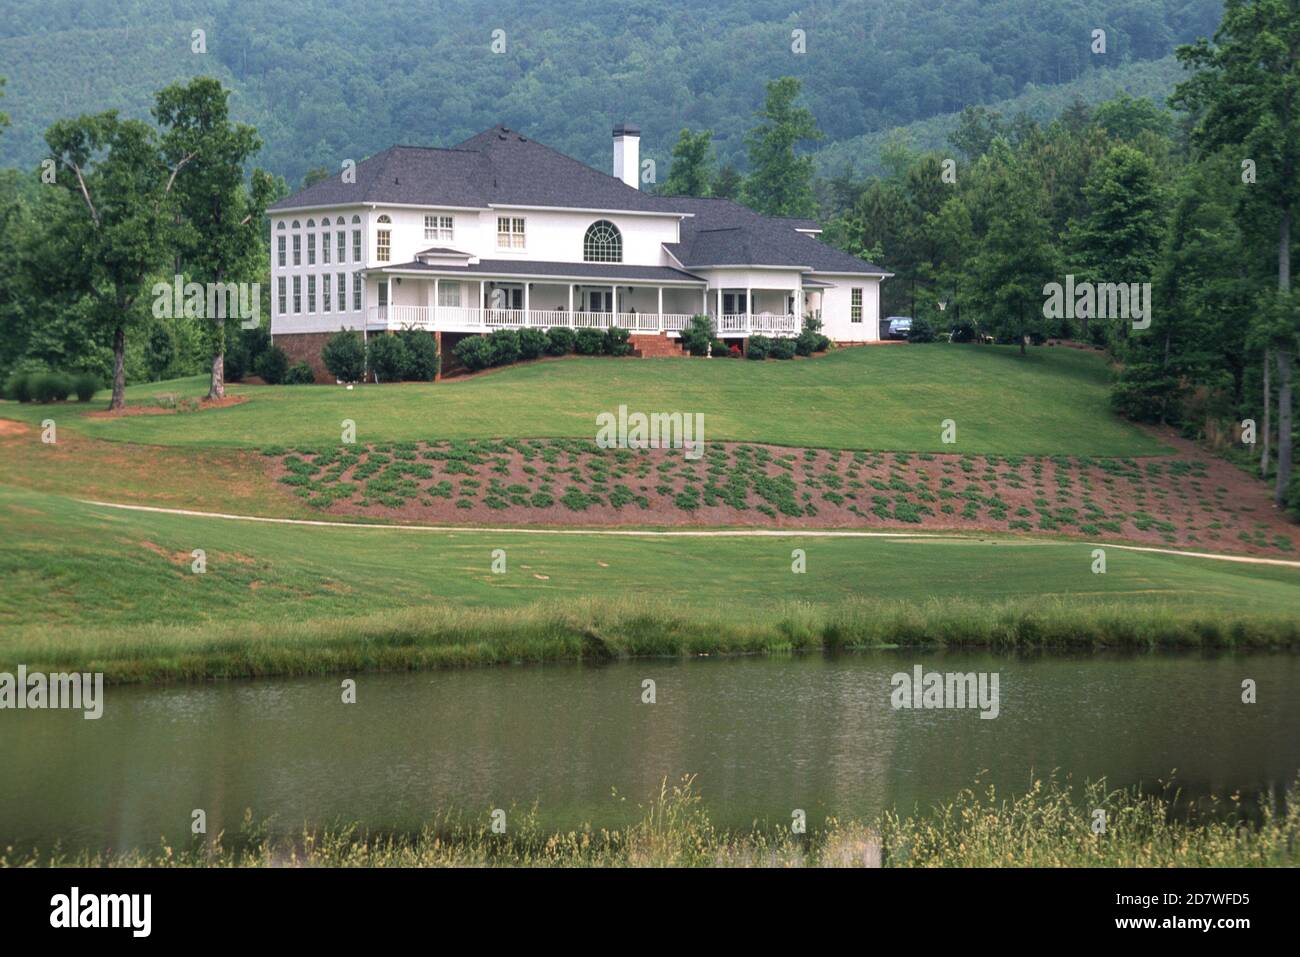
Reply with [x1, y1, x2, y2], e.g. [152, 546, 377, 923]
[351, 215, 362, 261]
[277, 277, 286, 314]
[850, 288, 863, 323]
[292, 234, 301, 266]
[375, 215, 391, 262]
[307, 233, 316, 266]
[292, 276, 301, 313]
[352, 271, 362, 311]
[424, 215, 454, 241]
[497, 216, 525, 249]
[307, 275, 316, 313]
[337, 273, 347, 312]
[337, 227, 346, 263]
[322, 228, 331, 264]
[323, 274, 331, 312]
[276, 222, 286, 267]
[583, 220, 622, 263]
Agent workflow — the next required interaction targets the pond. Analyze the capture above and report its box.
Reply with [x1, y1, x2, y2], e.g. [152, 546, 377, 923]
[2, 650, 1298, 853]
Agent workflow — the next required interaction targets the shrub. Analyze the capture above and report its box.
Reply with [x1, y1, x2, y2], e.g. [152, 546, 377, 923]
[30, 371, 72, 403]
[223, 343, 248, 382]
[679, 315, 714, 356]
[795, 329, 819, 356]
[545, 327, 575, 355]
[709, 338, 729, 357]
[518, 328, 547, 361]
[254, 345, 290, 385]
[769, 337, 797, 360]
[486, 329, 520, 366]
[746, 335, 772, 360]
[283, 362, 315, 385]
[454, 335, 494, 372]
[72, 373, 99, 402]
[399, 329, 440, 380]
[949, 317, 978, 343]
[575, 328, 605, 355]
[322, 329, 366, 382]
[907, 317, 938, 343]
[605, 326, 633, 357]
[4, 371, 32, 402]
[367, 334, 410, 382]
[1285, 469, 1300, 524]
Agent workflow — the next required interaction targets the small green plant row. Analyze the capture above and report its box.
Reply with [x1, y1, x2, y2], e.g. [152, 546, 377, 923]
[319, 327, 441, 384]
[3, 369, 101, 404]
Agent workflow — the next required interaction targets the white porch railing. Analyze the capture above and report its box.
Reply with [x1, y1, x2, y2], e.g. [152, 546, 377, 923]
[368, 306, 799, 336]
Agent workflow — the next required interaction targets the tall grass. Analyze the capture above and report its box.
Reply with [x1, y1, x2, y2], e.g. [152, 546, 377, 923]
[5, 595, 1298, 685]
[8, 774, 1295, 868]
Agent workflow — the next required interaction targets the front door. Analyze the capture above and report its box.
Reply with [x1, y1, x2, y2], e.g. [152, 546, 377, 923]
[586, 289, 613, 313]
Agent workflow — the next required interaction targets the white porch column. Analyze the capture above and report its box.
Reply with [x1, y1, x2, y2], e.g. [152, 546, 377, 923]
[745, 284, 752, 333]
[657, 286, 663, 331]
[715, 287, 722, 321]
[524, 281, 530, 326]
[611, 285, 617, 322]
[701, 287, 707, 315]
[568, 283, 574, 324]
[433, 278, 439, 328]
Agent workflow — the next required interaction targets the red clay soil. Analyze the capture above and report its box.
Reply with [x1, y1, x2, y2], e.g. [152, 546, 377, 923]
[265, 438, 1299, 557]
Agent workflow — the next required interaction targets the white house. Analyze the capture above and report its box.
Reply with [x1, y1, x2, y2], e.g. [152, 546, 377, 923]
[267, 123, 890, 374]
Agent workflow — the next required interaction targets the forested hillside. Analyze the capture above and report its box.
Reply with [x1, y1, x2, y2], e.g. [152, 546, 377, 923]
[0, 0, 1221, 184]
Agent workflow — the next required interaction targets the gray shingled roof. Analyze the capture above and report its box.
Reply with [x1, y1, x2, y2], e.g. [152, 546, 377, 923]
[661, 197, 887, 275]
[268, 125, 884, 276]
[270, 126, 669, 213]
[376, 258, 706, 283]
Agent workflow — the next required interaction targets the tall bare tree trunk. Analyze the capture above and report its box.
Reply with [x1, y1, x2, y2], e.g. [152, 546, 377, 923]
[1261, 352, 1271, 478]
[110, 325, 126, 411]
[1276, 208, 1292, 506]
[209, 268, 226, 400]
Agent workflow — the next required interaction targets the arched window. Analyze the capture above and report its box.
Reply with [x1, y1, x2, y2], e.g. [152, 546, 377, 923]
[276, 221, 285, 230]
[583, 220, 621, 263]
[336, 216, 346, 226]
[291, 220, 301, 229]
[376, 214, 391, 223]
[351, 214, 360, 223]
[306, 218, 316, 228]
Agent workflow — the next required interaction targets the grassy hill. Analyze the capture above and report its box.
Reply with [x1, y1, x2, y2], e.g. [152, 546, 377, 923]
[0, 345, 1165, 455]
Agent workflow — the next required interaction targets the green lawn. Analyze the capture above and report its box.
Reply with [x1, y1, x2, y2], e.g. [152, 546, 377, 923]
[0, 345, 1167, 455]
[5, 483, 1297, 630]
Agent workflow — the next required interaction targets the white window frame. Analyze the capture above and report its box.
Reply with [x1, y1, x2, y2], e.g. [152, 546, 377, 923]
[292, 275, 301, 313]
[438, 282, 461, 307]
[497, 216, 525, 249]
[277, 276, 286, 315]
[337, 272, 347, 313]
[323, 273, 331, 312]
[850, 287, 863, 323]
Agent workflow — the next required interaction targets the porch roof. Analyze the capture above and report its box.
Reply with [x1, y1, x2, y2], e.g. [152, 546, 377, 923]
[374, 258, 707, 284]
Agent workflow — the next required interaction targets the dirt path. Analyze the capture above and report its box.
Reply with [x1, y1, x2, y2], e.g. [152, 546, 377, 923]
[75, 498, 1300, 569]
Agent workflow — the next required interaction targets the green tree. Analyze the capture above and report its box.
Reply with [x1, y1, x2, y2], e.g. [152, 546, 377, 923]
[742, 77, 822, 217]
[1065, 145, 1165, 344]
[154, 77, 275, 400]
[712, 164, 742, 200]
[963, 153, 1056, 355]
[44, 112, 179, 409]
[1173, 0, 1300, 503]
[662, 128, 714, 197]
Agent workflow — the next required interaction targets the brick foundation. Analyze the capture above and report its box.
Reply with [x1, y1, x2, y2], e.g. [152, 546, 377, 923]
[271, 332, 338, 383]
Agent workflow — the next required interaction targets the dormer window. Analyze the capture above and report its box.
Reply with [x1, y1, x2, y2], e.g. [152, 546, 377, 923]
[583, 220, 622, 263]
[425, 214, 454, 242]
[497, 216, 525, 249]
